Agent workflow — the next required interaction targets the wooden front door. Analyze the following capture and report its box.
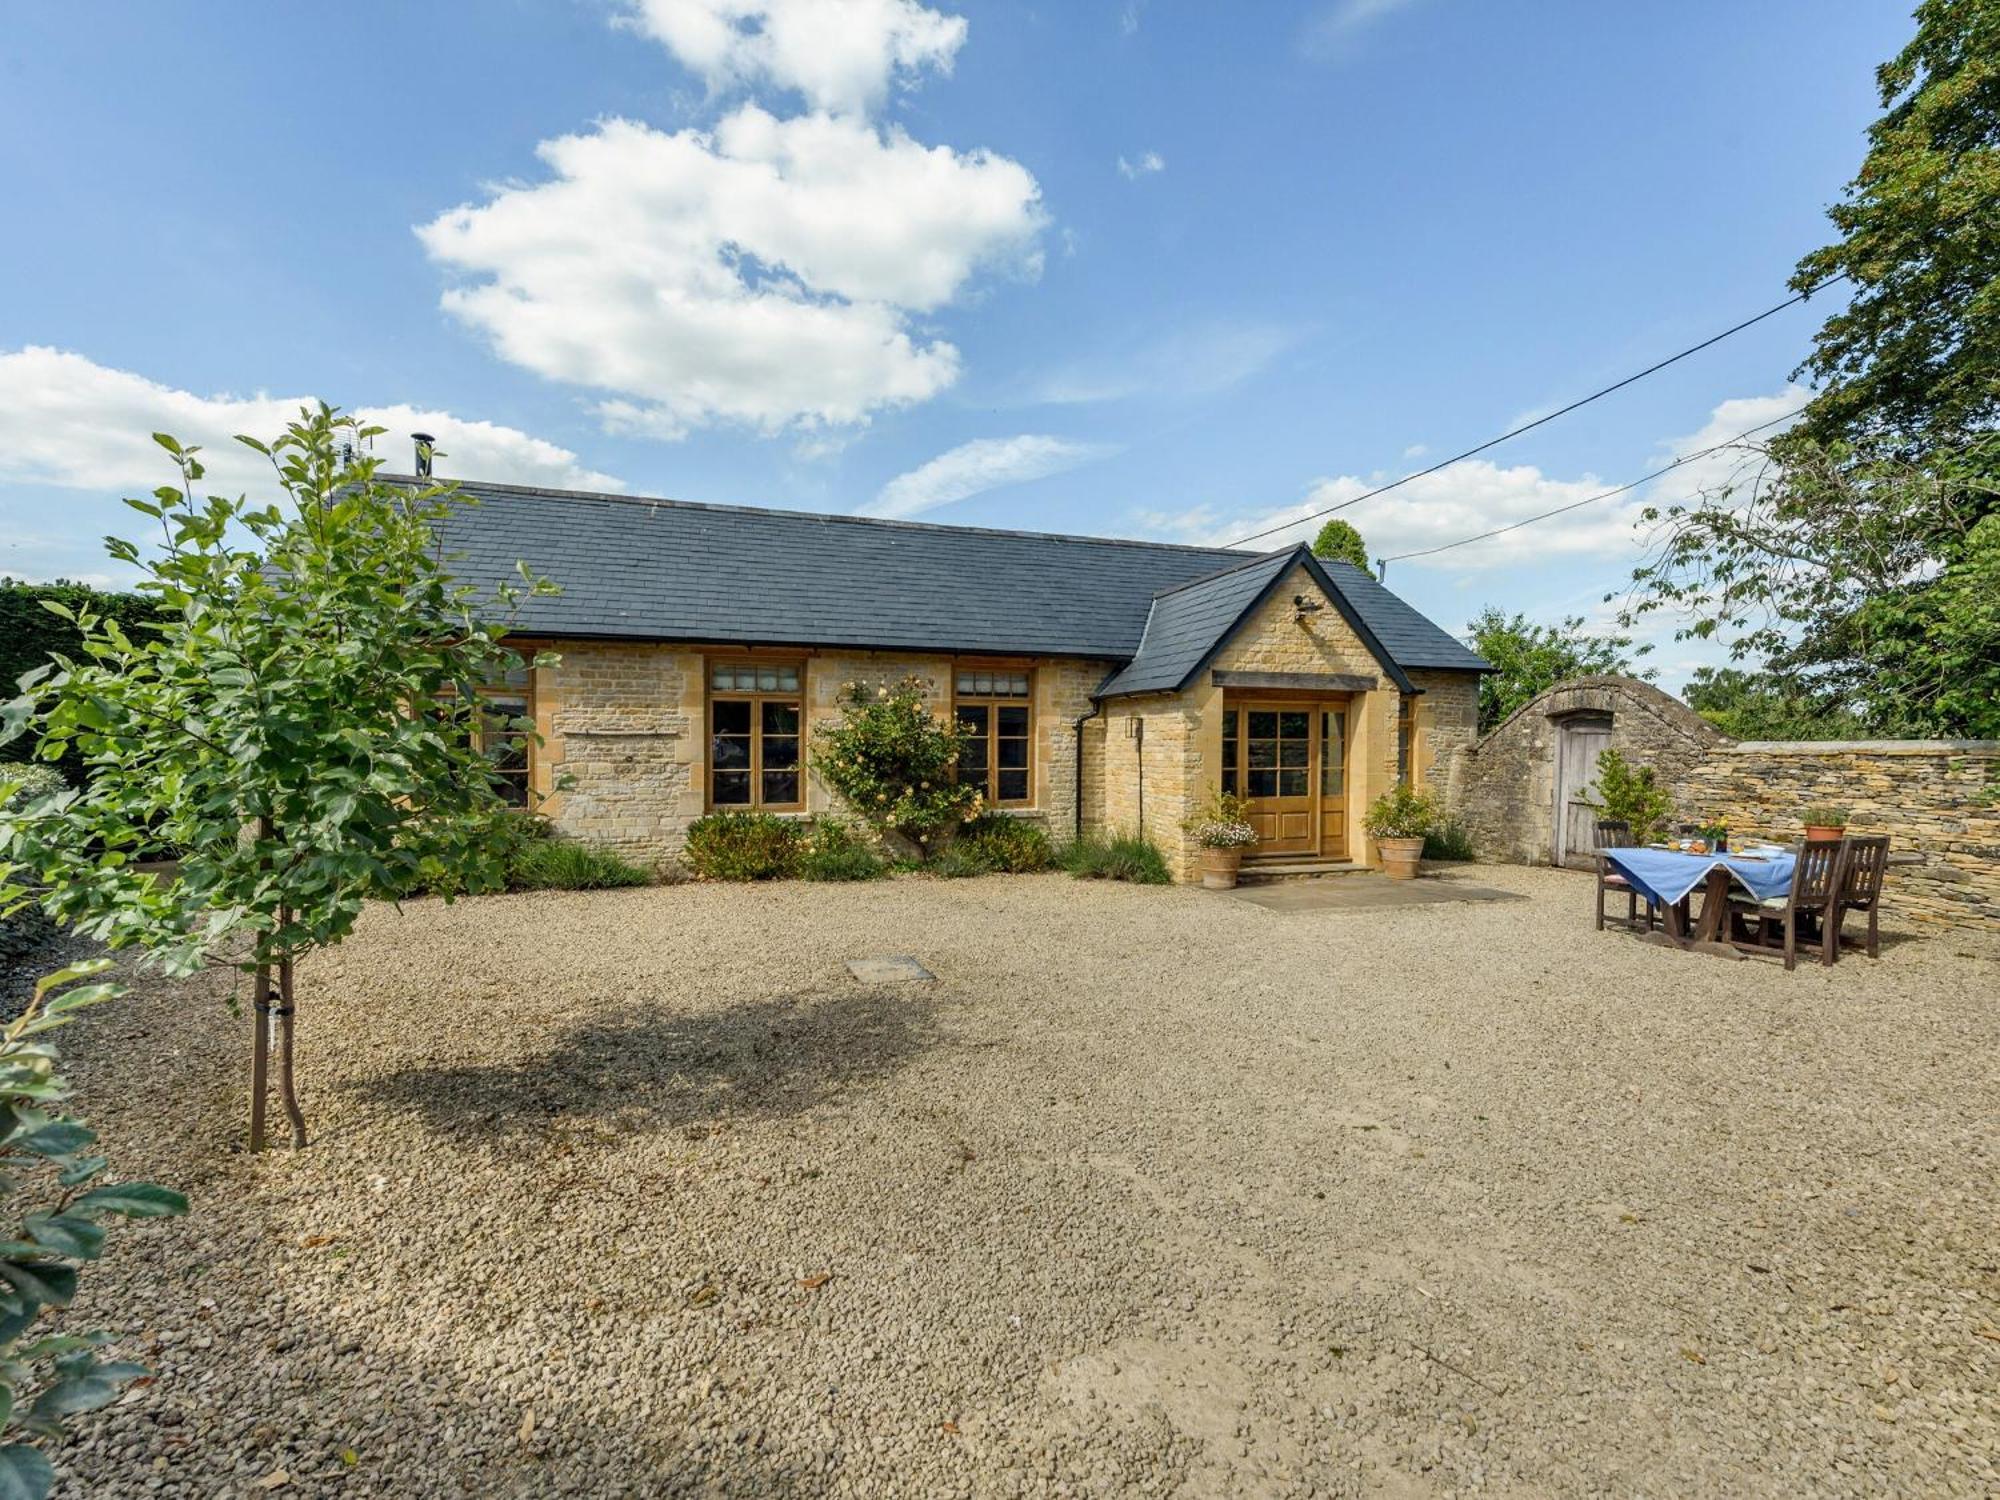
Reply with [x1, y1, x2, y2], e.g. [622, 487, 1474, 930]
[1554, 715, 1613, 867]
[1222, 698, 1351, 859]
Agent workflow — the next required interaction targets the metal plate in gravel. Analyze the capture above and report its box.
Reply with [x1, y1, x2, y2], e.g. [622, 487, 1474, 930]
[845, 955, 937, 984]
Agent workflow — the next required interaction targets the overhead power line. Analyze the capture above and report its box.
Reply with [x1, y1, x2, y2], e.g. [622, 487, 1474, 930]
[1223, 278, 1839, 549]
[1377, 406, 1805, 567]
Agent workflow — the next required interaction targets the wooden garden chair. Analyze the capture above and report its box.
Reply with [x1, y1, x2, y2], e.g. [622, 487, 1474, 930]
[1593, 819, 1652, 933]
[1834, 834, 1890, 958]
[1731, 837, 1846, 971]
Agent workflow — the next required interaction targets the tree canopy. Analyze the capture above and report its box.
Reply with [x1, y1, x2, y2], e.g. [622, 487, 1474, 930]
[1466, 607, 1649, 732]
[0, 407, 557, 1148]
[1788, 0, 2000, 450]
[1681, 666, 1868, 742]
[1623, 0, 2000, 737]
[1310, 519, 1370, 572]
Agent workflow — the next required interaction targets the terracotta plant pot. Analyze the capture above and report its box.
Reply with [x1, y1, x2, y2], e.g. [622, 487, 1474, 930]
[1803, 825, 1846, 843]
[1199, 845, 1244, 891]
[1377, 835, 1425, 881]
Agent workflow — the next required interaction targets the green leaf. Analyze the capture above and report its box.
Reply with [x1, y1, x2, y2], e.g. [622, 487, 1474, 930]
[30, 962, 111, 1002]
[26, 1362, 144, 1427]
[54, 1157, 106, 1188]
[71, 1183, 188, 1220]
[22, 1215, 104, 1260]
[12, 1122, 94, 1160]
[0, 1443, 53, 1500]
[0, 1261, 75, 1312]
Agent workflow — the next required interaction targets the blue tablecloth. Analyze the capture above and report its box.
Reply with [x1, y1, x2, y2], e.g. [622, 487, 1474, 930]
[1603, 847, 1797, 908]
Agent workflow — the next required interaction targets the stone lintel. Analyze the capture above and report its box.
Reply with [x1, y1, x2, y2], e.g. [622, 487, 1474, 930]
[1212, 669, 1379, 694]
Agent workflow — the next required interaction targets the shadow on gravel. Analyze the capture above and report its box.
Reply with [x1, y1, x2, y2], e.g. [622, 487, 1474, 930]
[351, 987, 939, 1144]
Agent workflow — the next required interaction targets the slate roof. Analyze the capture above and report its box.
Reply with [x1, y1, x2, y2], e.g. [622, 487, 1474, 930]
[1096, 547, 1432, 699]
[1094, 551, 1299, 698]
[1316, 559, 1489, 672]
[421, 477, 1489, 682]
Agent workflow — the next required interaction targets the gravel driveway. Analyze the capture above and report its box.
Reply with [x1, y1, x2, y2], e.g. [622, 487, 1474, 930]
[51, 868, 2000, 1497]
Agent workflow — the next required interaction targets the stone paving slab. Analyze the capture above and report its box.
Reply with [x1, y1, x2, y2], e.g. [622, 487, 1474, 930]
[845, 955, 937, 983]
[1224, 872, 1527, 914]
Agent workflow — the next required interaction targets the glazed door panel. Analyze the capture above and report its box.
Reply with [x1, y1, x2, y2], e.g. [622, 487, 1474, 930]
[1233, 703, 1318, 856]
[1318, 702, 1350, 860]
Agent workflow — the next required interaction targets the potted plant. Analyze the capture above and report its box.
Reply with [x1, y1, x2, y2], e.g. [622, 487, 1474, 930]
[1364, 783, 1440, 881]
[1697, 820, 1729, 853]
[1801, 804, 1849, 842]
[1184, 791, 1258, 890]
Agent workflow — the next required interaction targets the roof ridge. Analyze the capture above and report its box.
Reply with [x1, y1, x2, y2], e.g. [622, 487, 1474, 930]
[390, 473, 1257, 562]
[1147, 544, 1299, 600]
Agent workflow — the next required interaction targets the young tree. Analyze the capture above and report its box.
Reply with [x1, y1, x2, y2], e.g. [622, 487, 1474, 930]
[1310, 519, 1371, 573]
[1466, 607, 1649, 732]
[0, 407, 557, 1150]
[1585, 749, 1674, 845]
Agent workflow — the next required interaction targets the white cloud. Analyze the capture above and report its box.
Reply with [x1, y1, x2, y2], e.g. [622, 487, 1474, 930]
[417, 106, 1044, 439]
[1119, 1, 1146, 36]
[617, 0, 967, 116]
[1116, 150, 1165, 180]
[865, 434, 1114, 519]
[0, 347, 623, 497]
[1132, 387, 1810, 570]
[1027, 319, 1300, 406]
[1303, 0, 1420, 53]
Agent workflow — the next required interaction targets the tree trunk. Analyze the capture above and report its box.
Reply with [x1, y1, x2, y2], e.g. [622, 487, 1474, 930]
[247, 812, 273, 1153]
[248, 963, 272, 1153]
[276, 923, 309, 1149]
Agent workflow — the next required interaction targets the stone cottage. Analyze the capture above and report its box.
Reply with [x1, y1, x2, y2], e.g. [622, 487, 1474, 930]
[436, 478, 1489, 881]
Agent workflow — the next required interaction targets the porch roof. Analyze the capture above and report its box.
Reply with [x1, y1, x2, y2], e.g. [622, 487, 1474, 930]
[1095, 546, 1419, 699]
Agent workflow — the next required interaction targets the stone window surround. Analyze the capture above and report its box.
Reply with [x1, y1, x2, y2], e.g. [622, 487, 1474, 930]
[705, 655, 807, 812]
[952, 659, 1036, 810]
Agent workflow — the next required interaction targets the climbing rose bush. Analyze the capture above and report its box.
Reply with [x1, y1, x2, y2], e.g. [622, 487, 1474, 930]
[810, 677, 979, 854]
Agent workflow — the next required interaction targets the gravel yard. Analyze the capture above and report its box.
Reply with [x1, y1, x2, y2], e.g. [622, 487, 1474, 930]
[51, 867, 2000, 1497]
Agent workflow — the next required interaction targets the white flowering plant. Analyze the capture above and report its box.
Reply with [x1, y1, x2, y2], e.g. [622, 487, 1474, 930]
[1183, 791, 1259, 850]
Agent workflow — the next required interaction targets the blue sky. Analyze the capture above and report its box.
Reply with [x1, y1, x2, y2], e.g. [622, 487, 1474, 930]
[0, 1, 1909, 686]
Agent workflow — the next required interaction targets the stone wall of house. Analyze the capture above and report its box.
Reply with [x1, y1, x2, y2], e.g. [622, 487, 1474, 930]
[1681, 741, 1999, 930]
[536, 643, 1103, 869]
[1097, 692, 1205, 879]
[530, 569, 1486, 882]
[531, 641, 705, 858]
[1408, 669, 1480, 803]
[1446, 675, 1724, 865]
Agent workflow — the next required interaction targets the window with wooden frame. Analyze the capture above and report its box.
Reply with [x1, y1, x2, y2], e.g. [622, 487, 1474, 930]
[953, 667, 1033, 806]
[441, 663, 534, 807]
[708, 660, 804, 809]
